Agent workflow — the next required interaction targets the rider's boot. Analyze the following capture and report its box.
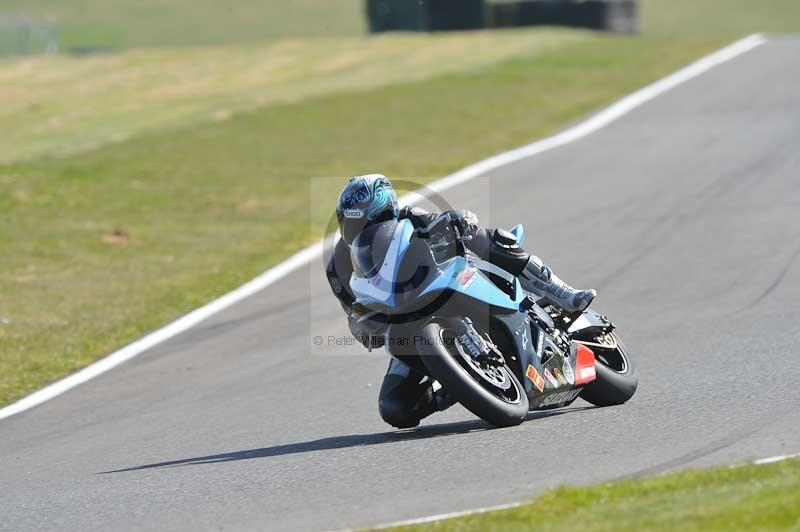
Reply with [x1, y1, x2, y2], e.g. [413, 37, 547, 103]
[519, 255, 596, 312]
[407, 383, 456, 425]
[432, 385, 456, 412]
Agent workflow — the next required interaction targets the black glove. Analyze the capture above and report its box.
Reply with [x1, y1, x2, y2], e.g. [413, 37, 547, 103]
[446, 209, 479, 240]
[348, 310, 388, 350]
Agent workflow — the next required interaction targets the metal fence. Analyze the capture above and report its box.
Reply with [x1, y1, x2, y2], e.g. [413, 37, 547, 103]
[366, 0, 638, 34]
[0, 14, 59, 56]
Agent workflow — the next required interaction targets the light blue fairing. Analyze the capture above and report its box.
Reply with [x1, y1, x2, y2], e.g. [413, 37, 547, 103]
[511, 224, 525, 247]
[419, 257, 525, 311]
[350, 218, 524, 313]
[349, 219, 415, 309]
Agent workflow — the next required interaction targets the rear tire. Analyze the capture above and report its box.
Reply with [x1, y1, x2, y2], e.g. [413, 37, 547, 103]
[579, 333, 638, 406]
[418, 322, 529, 427]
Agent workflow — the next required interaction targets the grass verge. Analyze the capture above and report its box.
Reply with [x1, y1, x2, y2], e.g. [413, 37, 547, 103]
[0, 30, 584, 164]
[640, 0, 800, 36]
[384, 458, 800, 531]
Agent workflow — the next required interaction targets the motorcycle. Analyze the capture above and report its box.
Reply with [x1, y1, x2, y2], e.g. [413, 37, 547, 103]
[348, 213, 638, 427]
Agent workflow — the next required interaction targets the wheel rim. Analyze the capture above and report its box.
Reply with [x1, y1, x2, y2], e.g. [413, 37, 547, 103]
[439, 328, 523, 405]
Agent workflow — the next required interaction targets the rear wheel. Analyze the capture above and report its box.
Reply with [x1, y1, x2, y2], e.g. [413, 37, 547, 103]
[577, 332, 638, 406]
[418, 322, 529, 427]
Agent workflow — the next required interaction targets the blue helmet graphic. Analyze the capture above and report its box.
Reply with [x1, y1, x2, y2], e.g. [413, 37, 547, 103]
[336, 174, 399, 244]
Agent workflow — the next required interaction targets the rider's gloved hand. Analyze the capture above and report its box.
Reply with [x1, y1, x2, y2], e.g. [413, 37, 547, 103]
[446, 209, 479, 240]
[348, 309, 388, 350]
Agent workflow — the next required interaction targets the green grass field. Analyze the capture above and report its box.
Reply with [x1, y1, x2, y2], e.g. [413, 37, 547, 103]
[641, 0, 800, 36]
[0, 30, 583, 164]
[0, 0, 364, 51]
[387, 458, 800, 531]
[0, 1, 797, 407]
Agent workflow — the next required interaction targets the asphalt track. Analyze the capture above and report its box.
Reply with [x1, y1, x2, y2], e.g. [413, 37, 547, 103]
[2, 36, 800, 532]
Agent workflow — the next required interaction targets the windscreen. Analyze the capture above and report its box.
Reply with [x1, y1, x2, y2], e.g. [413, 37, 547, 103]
[350, 220, 398, 279]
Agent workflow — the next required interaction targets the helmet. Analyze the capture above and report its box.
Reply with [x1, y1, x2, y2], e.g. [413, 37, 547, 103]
[336, 174, 399, 245]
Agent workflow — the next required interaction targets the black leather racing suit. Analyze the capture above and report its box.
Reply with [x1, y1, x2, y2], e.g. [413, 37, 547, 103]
[326, 206, 534, 428]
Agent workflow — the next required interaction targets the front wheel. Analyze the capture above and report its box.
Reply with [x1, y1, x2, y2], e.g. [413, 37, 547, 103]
[578, 332, 638, 406]
[418, 322, 529, 427]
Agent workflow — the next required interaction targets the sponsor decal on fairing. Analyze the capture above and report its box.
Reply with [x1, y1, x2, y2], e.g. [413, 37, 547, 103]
[458, 268, 476, 288]
[539, 388, 581, 407]
[574, 344, 598, 385]
[526, 364, 545, 393]
[562, 359, 575, 385]
[518, 322, 529, 351]
[535, 328, 544, 359]
[544, 368, 559, 388]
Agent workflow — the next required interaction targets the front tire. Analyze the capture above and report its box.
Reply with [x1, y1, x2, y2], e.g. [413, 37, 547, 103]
[578, 333, 638, 406]
[418, 322, 529, 427]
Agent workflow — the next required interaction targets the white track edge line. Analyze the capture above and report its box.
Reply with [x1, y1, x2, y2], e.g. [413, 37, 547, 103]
[360, 450, 797, 531]
[753, 452, 800, 465]
[368, 502, 524, 530]
[0, 33, 765, 422]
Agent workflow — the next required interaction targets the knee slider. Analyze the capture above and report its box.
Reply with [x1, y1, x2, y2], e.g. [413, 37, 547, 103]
[492, 228, 519, 248]
[379, 399, 421, 428]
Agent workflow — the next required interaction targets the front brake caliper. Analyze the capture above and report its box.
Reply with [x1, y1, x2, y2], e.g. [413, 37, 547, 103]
[455, 318, 504, 367]
[457, 319, 486, 357]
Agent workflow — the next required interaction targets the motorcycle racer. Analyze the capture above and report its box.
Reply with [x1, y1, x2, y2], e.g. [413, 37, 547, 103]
[326, 174, 595, 428]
